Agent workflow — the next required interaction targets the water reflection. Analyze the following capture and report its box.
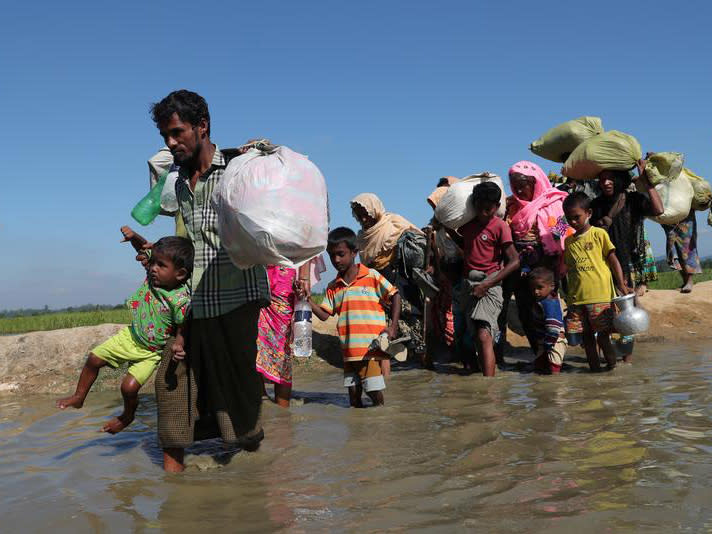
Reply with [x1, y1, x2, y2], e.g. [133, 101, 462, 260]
[1, 342, 711, 531]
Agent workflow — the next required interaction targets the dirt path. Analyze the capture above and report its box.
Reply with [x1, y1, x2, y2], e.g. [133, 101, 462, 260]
[2, 282, 711, 395]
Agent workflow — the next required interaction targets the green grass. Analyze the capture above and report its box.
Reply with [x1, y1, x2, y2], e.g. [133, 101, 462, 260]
[2, 269, 707, 335]
[647, 268, 712, 290]
[0, 309, 131, 335]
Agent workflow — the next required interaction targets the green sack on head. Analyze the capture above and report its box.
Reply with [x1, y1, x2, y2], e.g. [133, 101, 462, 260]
[530, 116, 604, 163]
[563, 131, 642, 181]
[683, 168, 712, 211]
[645, 152, 684, 185]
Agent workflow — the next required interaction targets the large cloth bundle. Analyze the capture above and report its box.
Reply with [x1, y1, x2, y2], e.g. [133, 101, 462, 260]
[434, 173, 505, 230]
[644, 152, 684, 186]
[683, 168, 712, 211]
[637, 171, 694, 225]
[212, 145, 329, 269]
[563, 131, 642, 181]
[530, 116, 604, 163]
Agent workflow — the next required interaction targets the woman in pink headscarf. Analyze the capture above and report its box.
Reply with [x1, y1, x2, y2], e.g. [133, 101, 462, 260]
[501, 161, 572, 357]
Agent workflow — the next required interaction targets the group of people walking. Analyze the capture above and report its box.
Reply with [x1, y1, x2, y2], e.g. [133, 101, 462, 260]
[56, 89, 705, 473]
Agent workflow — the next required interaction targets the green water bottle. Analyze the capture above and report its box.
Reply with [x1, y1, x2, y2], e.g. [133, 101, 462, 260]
[131, 173, 167, 226]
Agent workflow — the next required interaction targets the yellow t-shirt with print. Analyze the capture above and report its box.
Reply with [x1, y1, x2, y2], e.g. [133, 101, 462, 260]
[564, 226, 617, 305]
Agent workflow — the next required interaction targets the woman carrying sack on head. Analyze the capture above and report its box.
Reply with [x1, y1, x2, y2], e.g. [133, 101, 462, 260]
[591, 162, 663, 295]
[351, 193, 429, 369]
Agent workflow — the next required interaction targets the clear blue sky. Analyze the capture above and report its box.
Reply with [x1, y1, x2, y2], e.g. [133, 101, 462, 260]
[2, 1, 711, 310]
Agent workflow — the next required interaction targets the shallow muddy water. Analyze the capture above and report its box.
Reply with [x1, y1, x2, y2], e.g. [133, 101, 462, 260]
[2, 342, 712, 532]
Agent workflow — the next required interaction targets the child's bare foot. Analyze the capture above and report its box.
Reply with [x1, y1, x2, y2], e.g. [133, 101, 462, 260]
[681, 281, 693, 293]
[635, 284, 647, 297]
[56, 395, 84, 410]
[101, 415, 133, 434]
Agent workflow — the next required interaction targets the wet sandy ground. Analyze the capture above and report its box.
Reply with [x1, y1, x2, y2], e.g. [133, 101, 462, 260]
[2, 341, 712, 532]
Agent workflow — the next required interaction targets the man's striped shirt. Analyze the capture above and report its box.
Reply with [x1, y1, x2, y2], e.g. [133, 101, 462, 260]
[175, 145, 270, 319]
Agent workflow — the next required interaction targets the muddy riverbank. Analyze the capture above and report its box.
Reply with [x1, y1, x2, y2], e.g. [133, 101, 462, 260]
[1, 282, 711, 395]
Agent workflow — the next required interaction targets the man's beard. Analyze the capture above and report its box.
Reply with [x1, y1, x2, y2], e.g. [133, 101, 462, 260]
[174, 130, 202, 166]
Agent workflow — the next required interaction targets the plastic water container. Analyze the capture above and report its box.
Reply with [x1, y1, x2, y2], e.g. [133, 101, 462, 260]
[131, 174, 165, 226]
[292, 298, 313, 358]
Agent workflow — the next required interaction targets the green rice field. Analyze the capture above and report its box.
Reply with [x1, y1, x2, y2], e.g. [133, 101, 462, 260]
[0, 309, 131, 335]
[1, 272, 708, 336]
[647, 268, 712, 290]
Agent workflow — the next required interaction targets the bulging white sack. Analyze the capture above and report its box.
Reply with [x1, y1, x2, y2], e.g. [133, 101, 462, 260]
[637, 171, 694, 225]
[148, 147, 180, 214]
[212, 145, 329, 269]
[434, 173, 506, 230]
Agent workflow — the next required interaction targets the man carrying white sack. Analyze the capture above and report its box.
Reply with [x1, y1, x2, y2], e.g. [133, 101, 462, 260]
[146, 90, 272, 472]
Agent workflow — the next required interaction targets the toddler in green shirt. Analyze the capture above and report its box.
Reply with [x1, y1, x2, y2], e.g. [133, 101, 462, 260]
[56, 227, 192, 434]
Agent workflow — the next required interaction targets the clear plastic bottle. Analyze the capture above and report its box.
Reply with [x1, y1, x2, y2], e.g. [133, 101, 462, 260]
[292, 298, 313, 358]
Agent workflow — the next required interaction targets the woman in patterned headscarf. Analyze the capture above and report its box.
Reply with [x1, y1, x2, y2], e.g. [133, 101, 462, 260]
[502, 161, 573, 357]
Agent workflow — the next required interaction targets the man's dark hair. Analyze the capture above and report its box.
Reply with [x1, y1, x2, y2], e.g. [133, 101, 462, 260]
[471, 181, 501, 205]
[529, 266, 555, 286]
[150, 90, 211, 135]
[327, 227, 358, 251]
[563, 191, 592, 212]
[152, 236, 194, 276]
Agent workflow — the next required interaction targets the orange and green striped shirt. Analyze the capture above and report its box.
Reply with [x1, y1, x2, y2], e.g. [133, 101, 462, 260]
[320, 264, 397, 362]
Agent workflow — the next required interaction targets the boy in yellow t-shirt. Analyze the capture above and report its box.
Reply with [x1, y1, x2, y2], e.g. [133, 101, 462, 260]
[562, 192, 632, 372]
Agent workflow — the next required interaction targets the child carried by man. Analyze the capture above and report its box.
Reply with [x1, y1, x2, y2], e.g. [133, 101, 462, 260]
[56, 226, 192, 433]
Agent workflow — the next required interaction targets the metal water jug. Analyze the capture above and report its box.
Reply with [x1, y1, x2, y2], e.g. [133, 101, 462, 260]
[612, 293, 649, 336]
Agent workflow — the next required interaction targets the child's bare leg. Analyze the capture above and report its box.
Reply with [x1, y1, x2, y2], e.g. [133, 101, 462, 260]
[348, 385, 363, 408]
[366, 390, 384, 406]
[163, 447, 185, 473]
[102, 375, 141, 433]
[56, 353, 107, 409]
[583, 332, 601, 372]
[379, 359, 391, 380]
[476, 327, 496, 377]
[597, 334, 617, 369]
[273, 383, 292, 408]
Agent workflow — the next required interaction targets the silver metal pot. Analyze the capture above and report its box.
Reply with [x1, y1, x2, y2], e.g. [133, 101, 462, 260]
[612, 293, 649, 336]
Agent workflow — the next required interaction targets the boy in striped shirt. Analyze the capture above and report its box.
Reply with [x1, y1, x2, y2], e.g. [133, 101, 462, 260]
[310, 227, 401, 407]
[528, 267, 567, 374]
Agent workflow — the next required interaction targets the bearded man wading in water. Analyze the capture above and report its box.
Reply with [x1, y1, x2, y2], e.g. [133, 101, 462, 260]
[147, 90, 270, 472]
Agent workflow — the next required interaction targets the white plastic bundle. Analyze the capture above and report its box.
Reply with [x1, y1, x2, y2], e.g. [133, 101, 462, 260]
[148, 147, 180, 214]
[212, 145, 329, 269]
[637, 171, 694, 225]
[684, 168, 712, 211]
[434, 173, 506, 230]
